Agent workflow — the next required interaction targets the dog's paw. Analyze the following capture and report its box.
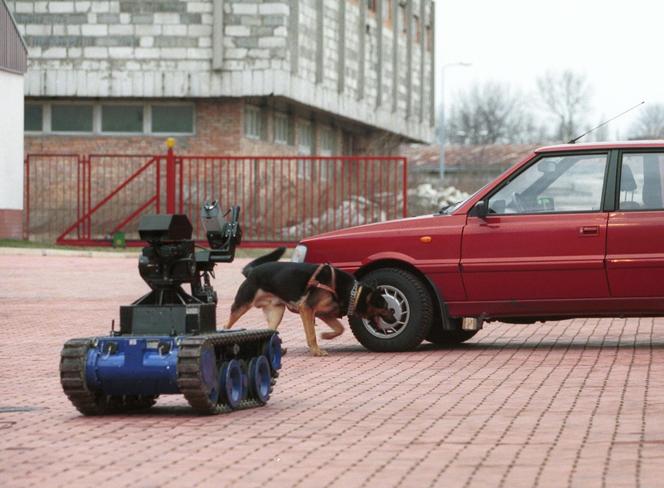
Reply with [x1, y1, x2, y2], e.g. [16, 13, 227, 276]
[311, 348, 328, 357]
[321, 331, 341, 340]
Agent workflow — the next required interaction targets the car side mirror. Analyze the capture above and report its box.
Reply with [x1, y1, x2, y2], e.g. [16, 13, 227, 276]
[471, 200, 489, 218]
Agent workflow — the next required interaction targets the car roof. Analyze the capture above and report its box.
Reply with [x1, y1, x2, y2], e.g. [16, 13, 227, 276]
[536, 140, 664, 153]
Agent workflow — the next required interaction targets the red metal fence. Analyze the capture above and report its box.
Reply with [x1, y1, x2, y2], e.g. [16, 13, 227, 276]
[24, 150, 408, 246]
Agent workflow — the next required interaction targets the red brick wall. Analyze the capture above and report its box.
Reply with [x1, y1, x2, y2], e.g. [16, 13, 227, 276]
[0, 209, 23, 239]
[24, 99, 301, 157]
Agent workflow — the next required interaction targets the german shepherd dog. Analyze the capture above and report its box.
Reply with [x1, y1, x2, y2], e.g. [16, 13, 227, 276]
[224, 248, 395, 356]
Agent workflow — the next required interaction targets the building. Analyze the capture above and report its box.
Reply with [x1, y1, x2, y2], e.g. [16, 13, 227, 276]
[9, 0, 436, 156]
[0, 0, 28, 239]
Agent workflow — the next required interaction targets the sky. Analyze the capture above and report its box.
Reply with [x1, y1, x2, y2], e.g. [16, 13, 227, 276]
[436, 0, 663, 140]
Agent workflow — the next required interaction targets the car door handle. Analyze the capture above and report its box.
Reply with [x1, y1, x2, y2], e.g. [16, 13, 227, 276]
[579, 226, 599, 236]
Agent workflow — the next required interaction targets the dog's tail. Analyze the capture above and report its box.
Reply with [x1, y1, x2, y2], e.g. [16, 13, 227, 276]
[242, 247, 287, 277]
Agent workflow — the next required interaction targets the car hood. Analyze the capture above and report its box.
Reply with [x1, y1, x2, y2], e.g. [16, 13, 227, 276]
[300, 213, 454, 243]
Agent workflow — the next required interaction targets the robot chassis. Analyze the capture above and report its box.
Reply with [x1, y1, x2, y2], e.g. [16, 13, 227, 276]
[59, 202, 282, 415]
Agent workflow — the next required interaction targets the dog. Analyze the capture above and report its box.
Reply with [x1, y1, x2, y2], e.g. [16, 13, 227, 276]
[224, 248, 395, 356]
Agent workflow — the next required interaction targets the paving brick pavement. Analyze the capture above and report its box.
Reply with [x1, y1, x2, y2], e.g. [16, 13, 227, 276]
[0, 252, 663, 488]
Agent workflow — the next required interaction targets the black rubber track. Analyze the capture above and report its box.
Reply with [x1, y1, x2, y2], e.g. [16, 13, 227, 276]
[176, 330, 278, 415]
[60, 338, 157, 415]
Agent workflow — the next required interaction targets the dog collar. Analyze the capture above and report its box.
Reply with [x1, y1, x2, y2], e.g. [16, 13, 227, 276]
[347, 281, 362, 317]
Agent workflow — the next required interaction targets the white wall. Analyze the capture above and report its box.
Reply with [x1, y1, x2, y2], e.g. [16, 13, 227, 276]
[0, 69, 24, 210]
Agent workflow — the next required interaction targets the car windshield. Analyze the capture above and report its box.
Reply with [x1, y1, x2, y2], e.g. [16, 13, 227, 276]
[437, 185, 488, 215]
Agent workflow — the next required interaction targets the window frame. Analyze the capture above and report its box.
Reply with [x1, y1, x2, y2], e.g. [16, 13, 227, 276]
[482, 151, 612, 216]
[244, 104, 262, 140]
[613, 148, 664, 213]
[297, 119, 313, 179]
[23, 100, 196, 136]
[50, 101, 96, 135]
[100, 103, 145, 135]
[319, 125, 336, 156]
[149, 103, 196, 136]
[274, 112, 291, 145]
[24, 103, 44, 133]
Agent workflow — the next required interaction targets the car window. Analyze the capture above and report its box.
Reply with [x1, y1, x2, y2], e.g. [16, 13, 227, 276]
[488, 154, 607, 214]
[619, 153, 664, 210]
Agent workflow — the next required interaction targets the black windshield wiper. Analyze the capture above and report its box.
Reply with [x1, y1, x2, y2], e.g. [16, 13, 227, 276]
[437, 202, 458, 215]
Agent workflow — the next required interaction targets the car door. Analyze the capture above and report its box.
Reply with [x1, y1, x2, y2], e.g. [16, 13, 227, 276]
[460, 152, 611, 314]
[606, 150, 664, 297]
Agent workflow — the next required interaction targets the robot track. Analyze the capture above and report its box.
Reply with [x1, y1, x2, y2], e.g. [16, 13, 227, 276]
[60, 338, 157, 415]
[60, 330, 282, 416]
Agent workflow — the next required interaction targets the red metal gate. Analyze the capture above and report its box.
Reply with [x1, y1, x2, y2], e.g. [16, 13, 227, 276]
[24, 149, 408, 246]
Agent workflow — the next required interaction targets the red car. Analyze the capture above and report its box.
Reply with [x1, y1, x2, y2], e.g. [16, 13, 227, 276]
[292, 142, 664, 352]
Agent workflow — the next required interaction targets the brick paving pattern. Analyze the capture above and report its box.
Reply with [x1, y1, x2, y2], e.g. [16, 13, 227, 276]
[0, 253, 663, 488]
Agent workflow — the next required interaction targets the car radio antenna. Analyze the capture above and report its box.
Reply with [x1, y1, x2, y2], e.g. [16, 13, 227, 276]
[568, 101, 645, 144]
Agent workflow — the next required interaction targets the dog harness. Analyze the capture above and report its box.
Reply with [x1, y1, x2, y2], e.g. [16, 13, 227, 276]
[306, 263, 338, 298]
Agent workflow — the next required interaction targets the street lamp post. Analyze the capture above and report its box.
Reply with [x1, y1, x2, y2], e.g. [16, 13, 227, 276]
[438, 62, 471, 180]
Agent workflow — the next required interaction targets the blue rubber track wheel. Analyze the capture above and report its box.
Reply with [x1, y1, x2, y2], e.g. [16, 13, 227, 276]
[264, 334, 282, 374]
[219, 360, 244, 409]
[200, 344, 220, 404]
[249, 356, 271, 404]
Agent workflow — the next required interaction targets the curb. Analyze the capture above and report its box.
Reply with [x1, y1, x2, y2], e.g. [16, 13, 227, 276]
[0, 247, 139, 258]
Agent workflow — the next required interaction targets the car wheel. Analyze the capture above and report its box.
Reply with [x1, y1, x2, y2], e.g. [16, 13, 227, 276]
[349, 268, 433, 352]
[426, 318, 478, 345]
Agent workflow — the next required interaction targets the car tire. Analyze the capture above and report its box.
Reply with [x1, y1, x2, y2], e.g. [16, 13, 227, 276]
[349, 268, 433, 352]
[426, 318, 478, 345]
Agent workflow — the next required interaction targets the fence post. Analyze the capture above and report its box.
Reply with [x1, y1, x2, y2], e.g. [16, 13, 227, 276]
[166, 138, 176, 214]
[402, 157, 408, 218]
[23, 156, 29, 240]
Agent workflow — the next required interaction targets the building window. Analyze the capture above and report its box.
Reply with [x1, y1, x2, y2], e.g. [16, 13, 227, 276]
[343, 131, 355, 155]
[274, 112, 291, 145]
[400, 4, 407, 34]
[297, 121, 313, 154]
[51, 104, 94, 132]
[319, 126, 336, 181]
[320, 126, 336, 156]
[297, 120, 313, 178]
[366, 0, 377, 13]
[102, 105, 143, 133]
[24, 104, 43, 132]
[151, 105, 194, 134]
[22, 101, 195, 136]
[244, 105, 262, 139]
[426, 24, 432, 51]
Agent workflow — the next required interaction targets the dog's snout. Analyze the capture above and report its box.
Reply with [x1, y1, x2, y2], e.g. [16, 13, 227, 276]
[383, 308, 396, 323]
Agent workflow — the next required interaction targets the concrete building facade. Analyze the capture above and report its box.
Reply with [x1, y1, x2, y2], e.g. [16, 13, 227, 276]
[8, 0, 435, 156]
[0, 0, 28, 239]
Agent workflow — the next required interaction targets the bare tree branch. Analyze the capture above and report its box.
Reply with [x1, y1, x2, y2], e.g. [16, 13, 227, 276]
[536, 70, 592, 142]
[446, 82, 542, 145]
[629, 103, 664, 139]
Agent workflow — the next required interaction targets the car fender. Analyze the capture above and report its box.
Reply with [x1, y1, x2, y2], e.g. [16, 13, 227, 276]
[362, 251, 418, 267]
[357, 252, 457, 331]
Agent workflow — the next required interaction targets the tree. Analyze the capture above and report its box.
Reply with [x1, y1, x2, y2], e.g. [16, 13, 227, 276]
[629, 103, 664, 139]
[537, 70, 592, 142]
[446, 82, 541, 145]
